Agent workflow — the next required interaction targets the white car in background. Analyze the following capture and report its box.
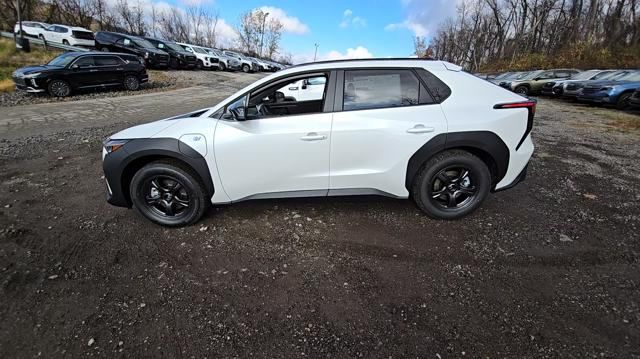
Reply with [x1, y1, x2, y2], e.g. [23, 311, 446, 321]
[176, 43, 220, 70]
[223, 51, 257, 73]
[42, 24, 95, 47]
[13, 21, 49, 38]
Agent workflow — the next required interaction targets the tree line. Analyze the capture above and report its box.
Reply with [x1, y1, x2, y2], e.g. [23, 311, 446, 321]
[415, 0, 640, 71]
[0, 0, 290, 61]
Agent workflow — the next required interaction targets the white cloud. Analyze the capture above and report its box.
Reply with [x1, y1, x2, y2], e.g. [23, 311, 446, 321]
[384, 20, 427, 37]
[215, 19, 238, 48]
[339, 9, 366, 29]
[292, 46, 374, 64]
[258, 6, 310, 35]
[385, 0, 460, 37]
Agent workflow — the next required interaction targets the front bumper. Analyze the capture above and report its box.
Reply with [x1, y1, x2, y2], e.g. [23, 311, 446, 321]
[13, 76, 46, 93]
[577, 91, 615, 104]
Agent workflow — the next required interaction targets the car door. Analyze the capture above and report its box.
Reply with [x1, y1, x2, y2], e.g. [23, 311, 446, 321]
[93, 55, 124, 86]
[67, 55, 98, 88]
[329, 68, 448, 197]
[213, 72, 334, 201]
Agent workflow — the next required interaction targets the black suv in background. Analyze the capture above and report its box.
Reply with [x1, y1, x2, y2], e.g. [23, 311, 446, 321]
[144, 37, 197, 69]
[12, 52, 148, 97]
[95, 31, 169, 69]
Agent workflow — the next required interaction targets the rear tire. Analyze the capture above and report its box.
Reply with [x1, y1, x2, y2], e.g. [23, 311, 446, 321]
[219, 62, 226, 71]
[130, 160, 209, 227]
[62, 39, 69, 45]
[123, 75, 140, 91]
[242, 64, 250, 73]
[412, 150, 491, 220]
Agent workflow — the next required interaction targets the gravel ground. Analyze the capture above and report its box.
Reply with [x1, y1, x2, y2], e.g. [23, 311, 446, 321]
[0, 72, 639, 358]
[0, 69, 245, 108]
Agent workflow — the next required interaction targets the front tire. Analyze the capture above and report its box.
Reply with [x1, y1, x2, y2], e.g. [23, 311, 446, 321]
[62, 39, 69, 45]
[514, 85, 529, 96]
[47, 79, 71, 97]
[242, 64, 250, 73]
[130, 160, 209, 227]
[196, 60, 203, 70]
[412, 150, 491, 220]
[169, 57, 179, 69]
[219, 62, 226, 71]
[616, 93, 632, 110]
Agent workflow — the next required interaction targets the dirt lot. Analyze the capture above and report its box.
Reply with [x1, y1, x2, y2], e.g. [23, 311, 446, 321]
[0, 71, 639, 358]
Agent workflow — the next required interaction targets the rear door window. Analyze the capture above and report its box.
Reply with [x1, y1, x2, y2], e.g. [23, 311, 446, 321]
[73, 56, 95, 67]
[95, 56, 122, 66]
[343, 69, 422, 111]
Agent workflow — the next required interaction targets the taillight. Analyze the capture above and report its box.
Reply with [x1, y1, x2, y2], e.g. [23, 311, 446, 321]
[494, 101, 537, 150]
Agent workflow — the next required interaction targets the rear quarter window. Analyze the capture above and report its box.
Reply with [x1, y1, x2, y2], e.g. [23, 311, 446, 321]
[415, 68, 451, 103]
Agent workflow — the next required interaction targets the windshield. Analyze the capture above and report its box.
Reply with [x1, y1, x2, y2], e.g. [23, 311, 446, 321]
[520, 70, 543, 80]
[207, 49, 221, 56]
[570, 70, 599, 80]
[133, 38, 156, 49]
[592, 71, 615, 80]
[165, 42, 186, 52]
[494, 72, 513, 80]
[47, 53, 77, 67]
[193, 47, 207, 54]
[618, 71, 640, 82]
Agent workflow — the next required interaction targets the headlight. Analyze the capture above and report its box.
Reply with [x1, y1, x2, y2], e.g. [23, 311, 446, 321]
[144, 52, 149, 59]
[24, 72, 42, 78]
[103, 139, 129, 154]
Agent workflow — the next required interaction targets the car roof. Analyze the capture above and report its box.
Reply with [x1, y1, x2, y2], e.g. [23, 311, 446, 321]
[59, 51, 138, 57]
[285, 58, 455, 73]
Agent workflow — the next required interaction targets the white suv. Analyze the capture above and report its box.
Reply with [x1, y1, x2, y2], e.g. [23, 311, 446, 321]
[176, 43, 219, 70]
[102, 59, 534, 226]
[42, 24, 95, 47]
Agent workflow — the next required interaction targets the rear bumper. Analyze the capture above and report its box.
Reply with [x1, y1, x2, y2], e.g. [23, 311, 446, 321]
[493, 164, 528, 192]
[494, 134, 534, 192]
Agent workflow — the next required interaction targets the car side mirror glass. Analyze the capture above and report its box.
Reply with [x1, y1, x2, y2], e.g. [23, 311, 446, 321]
[229, 107, 246, 121]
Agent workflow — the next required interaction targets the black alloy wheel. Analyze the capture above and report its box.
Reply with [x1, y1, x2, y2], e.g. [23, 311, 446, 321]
[412, 150, 491, 219]
[143, 176, 191, 218]
[130, 160, 208, 226]
[429, 167, 477, 209]
[169, 57, 179, 69]
[196, 60, 203, 70]
[219, 62, 226, 71]
[123, 75, 140, 91]
[616, 93, 632, 110]
[48, 80, 71, 97]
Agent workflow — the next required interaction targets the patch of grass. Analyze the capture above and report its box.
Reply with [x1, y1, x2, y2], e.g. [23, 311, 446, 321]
[604, 112, 640, 131]
[0, 79, 14, 93]
[0, 37, 61, 81]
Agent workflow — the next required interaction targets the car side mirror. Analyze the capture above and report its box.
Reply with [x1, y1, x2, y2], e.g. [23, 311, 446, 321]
[229, 107, 246, 121]
[534, 77, 541, 81]
[301, 80, 308, 90]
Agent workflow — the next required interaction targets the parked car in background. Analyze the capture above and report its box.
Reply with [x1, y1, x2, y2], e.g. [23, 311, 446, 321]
[504, 69, 580, 95]
[541, 70, 616, 96]
[101, 59, 535, 226]
[494, 71, 530, 86]
[13, 21, 49, 38]
[143, 37, 196, 69]
[250, 57, 271, 72]
[95, 31, 169, 69]
[629, 89, 640, 109]
[223, 51, 258, 73]
[576, 71, 640, 109]
[562, 70, 632, 99]
[176, 43, 219, 70]
[204, 48, 240, 71]
[12, 52, 148, 97]
[40, 24, 95, 47]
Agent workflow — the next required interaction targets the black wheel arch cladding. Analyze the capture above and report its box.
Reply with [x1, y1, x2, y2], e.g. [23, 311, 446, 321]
[406, 131, 510, 191]
[103, 138, 214, 208]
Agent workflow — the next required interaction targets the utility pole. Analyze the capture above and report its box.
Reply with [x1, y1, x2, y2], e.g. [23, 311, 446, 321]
[313, 43, 319, 62]
[15, 0, 27, 51]
[259, 12, 269, 57]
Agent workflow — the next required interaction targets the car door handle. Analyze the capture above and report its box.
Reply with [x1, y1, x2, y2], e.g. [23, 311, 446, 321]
[89, 69, 98, 72]
[300, 132, 326, 141]
[289, 87, 298, 90]
[407, 125, 435, 134]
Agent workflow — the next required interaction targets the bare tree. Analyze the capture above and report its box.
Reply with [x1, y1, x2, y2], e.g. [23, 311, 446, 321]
[235, 9, 283, 58]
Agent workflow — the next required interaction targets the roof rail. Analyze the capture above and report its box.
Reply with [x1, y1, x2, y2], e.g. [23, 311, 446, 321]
[291, 57, 436, 68]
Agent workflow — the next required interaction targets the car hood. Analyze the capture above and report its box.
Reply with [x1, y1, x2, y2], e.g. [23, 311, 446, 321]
[146, 48, 169, 56]
[584, 80, 633, 87]
[13, 65, 58, 76]
[110, 109, 212, 140]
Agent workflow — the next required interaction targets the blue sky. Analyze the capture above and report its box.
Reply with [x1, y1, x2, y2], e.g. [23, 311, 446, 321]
[159, 0, 459, 62]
